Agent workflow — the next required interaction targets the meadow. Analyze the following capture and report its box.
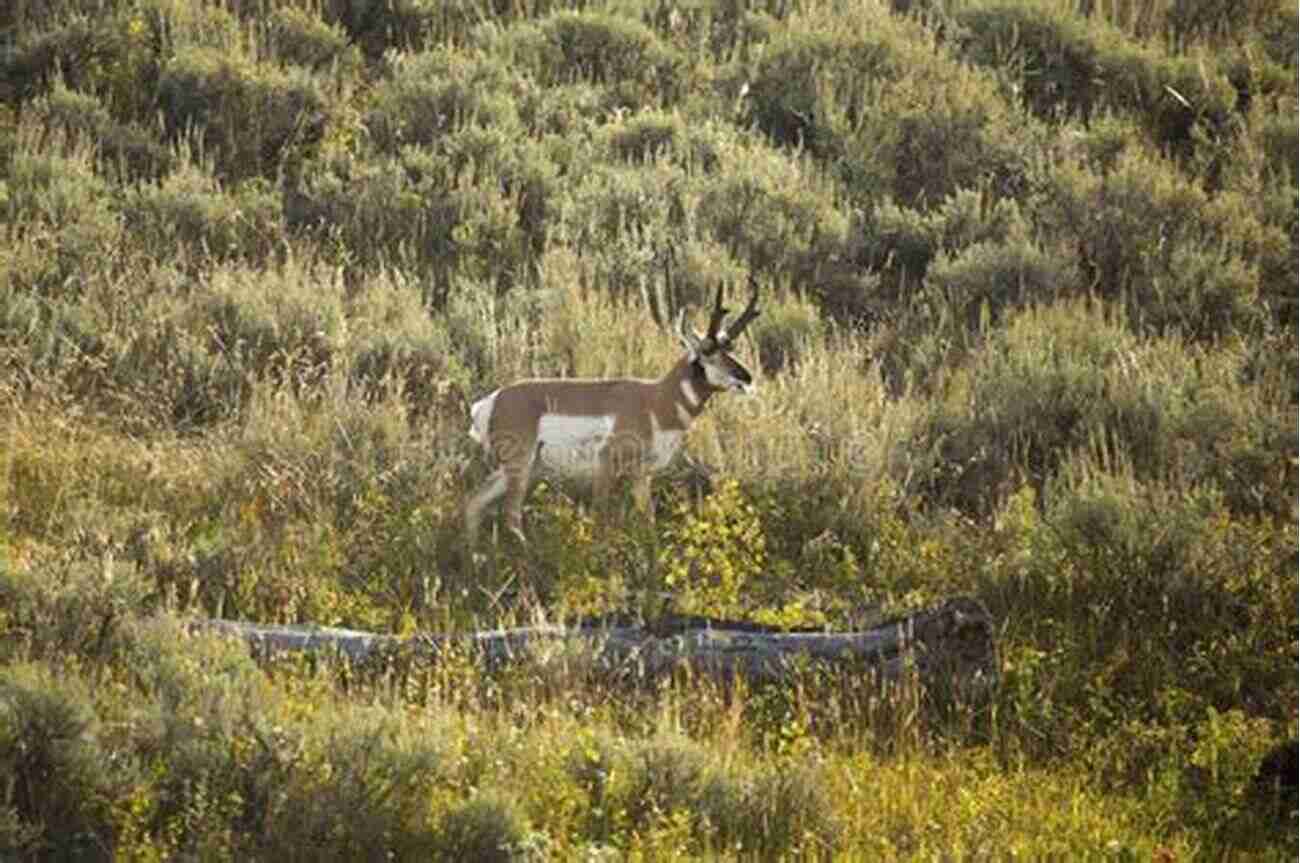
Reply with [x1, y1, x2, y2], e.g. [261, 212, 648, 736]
[0, 0, 1297, 857]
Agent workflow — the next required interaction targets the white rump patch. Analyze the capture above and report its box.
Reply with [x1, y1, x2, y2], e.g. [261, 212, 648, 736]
[537, 414, 616, 475]
[468, 389, 499, 448]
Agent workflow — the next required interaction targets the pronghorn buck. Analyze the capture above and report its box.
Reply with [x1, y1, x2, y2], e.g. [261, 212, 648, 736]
[465, 281, 761, 546]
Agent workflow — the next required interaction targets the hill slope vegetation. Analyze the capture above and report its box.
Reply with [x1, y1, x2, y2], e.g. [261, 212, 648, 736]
[1, 0, 1297, 857]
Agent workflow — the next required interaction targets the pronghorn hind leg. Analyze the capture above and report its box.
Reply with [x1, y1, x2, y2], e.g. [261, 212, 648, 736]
[502, 447, 538, 545]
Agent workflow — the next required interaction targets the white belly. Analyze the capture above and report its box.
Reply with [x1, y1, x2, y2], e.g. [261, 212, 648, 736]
[536, 414, 616, 475]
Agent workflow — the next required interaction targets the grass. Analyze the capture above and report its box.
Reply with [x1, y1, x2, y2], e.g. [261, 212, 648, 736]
[1, 0, 1296, 856]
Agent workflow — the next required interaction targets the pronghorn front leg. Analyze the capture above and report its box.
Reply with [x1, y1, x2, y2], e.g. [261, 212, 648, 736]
[632, 474, 655, 522]
[465, 468, 508, 547]
[591, 450, 616, 518]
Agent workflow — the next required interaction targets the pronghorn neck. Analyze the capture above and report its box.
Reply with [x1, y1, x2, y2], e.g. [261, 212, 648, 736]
[658, 355, 717, 429]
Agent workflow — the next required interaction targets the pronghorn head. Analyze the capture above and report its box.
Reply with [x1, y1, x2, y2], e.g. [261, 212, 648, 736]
[675, 278, 761, 394]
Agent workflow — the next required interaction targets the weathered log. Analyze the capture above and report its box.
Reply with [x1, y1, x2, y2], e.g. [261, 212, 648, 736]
[194, 597, 998, 694]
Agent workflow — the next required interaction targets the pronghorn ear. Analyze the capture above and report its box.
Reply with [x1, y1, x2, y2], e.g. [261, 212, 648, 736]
[674, 308, 702, 359]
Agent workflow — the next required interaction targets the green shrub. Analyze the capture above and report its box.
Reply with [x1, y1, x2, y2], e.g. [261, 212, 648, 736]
[157, 46, 331, 182]
[0, 663, 119, 860]
[602, 108, 685, 164]
[619, 734, 712, 829]
[909, 298, 1296, 518]
[1041, 148, 1269, 340]
[293, 130, 556, 298]
[701, 763, 842, 857]
[365, 48, 526, 152]
[0, 553, 150, 667]
[262, 6, 363, 78]
[953, 1, 1238, 154]
[695, 134, 851, 290]
[435, 791, 533, 863]
[847, 188, 1034, 357]
[32, 84, 173, 181]
[261, 708, 446, 860]
[290, 149, 456, 280]
[747, 289, 823, 374]
[1164, 0, 1296, 49]
[183, 260, 346, 392]
[660, 478, 768, 617]
[742, 7, 909, 158]
[0, 16, 122, 107]
[922, 221, 1079, 336]
[858, 62, 1042, 210]
[347, 269, 471, 405]
[312, 0, 465, 58]
[2, 133, 113, 234]
[1034, 469, 1297, 717]
[506, 11, 688, 109]
[126, 165, 283, 266]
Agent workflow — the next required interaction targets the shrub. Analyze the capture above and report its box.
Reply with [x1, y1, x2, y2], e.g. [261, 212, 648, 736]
[854, 61, 1041, 210]
[0, 663, 119, 859]
[261, 708, 446, 860]
[125, 164, 283, 266]
[0, 131, 124, 315]
[0, 552, 150, 667]
[0, 16, 123, 107]
[157, 46, 331, 182]
[659, 478, 768, 617]
[619, 734, 712, 829]
[1033, 469, 1298, 717]
[742, 7, 909, 158]
[921, 220, 1079, 336]
[601, 108, 684, 164]
[182, 260, 347, 392]
[365, 48, 526, 152]
[953, 1, 1238, 155]
[261, 6, 363, 78]
[290, 149, 456, 282]
[859, 189, 1037, 310]
[292, 131, 556, 298]
[747, 289, 823, 374]
[435, 791, 533, 863]
[694, 134, 851, 291]
[1041, 148, 1269, 341]
[347, 269, 472, 405]
[32, 84, 173, 181]
[505, 11, 688, 109]
[701, 763, 842, 857]
[312, 0, 454, 58]
[911, 298, 1297, 518]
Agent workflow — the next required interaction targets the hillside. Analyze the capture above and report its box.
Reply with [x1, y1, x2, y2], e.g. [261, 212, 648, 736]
[1, 0, 1297, 857]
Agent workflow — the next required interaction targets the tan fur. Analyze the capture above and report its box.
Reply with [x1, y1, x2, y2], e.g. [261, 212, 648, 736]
[466, 354, 747, 546]
[466, 284, 760, 547]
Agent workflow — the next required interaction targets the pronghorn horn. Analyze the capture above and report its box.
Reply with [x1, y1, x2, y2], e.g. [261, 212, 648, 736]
[704, 280, 729, 346]
[719, 275, 761, 345]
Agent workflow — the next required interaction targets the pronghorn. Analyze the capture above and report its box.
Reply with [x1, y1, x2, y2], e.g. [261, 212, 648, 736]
[465, 281, 761, 546]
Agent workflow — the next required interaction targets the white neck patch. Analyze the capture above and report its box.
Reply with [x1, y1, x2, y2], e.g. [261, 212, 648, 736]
[679, 378, 700, 409]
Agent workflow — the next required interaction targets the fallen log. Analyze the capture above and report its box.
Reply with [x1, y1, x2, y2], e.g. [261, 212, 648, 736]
[195, 597, 998, 694]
